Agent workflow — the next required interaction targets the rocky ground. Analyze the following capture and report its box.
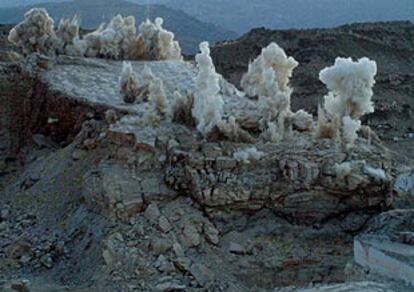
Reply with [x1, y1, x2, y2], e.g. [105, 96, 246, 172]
[211, 21, 414, 159]
[0, 22, 413, 292]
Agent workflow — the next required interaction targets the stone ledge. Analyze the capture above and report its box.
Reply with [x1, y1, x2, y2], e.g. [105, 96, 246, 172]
[354, 235, 414, 286]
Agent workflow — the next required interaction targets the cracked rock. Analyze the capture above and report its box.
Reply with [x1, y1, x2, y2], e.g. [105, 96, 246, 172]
[154, 279, 186, 291]
[203, 223, 220, 245]
[229, 242, 247, 255]
[181, 224, 201, 248]
[5, 240, 31, 260]
[145, 203, 161, 223]
[158, 216, 172, 233]
[150, 238, 172, 256]
[154, 255, 175, 273]
[173, 256, 191, 272]
[189, 263, 214, 287]
[10, 279, 30, 292]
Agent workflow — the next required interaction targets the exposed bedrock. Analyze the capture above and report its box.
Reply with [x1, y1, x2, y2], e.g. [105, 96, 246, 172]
[1, 58, 113, 159]
[1, 55, 404, 228]
[166, 136, 393, 225]
[90, 121, 394, 225]
[1, 48, 413, 290]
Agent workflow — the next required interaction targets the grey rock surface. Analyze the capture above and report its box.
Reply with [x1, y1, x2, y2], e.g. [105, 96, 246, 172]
[274, 281, 392, 291]
[354, 210, 414, 287]
[0, 55, 413, 291]
[42, 57, 198, 113]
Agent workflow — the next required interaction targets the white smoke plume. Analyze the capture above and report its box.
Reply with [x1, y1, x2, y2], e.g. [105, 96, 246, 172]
[56, 16, 87, 56]
[192, 42, 224, 136]
[233, 147, 264, 163]
[342, 116, 362, 148]
[148, 77, 167, 117]
[317, 57, 377, 147]
[137, 17, 182, 61]
[83, 23, 105, 58]
[293, 110, 314, 132]
[242, 42, 312, 141]
[170, 90, 195, 126]
[9, 8, 182, 61]
[216, 116, 255, 143]
[142, 76, 168, 125]
[120, 61, 141, 103]
[8, 8, 58, 56]
[319, 57, 377, 120]
[241, 42, 298, 98]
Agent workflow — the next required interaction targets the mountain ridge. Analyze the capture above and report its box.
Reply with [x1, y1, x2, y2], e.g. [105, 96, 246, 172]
[163, 0, 414, 35]
[2, 0, 414, 37]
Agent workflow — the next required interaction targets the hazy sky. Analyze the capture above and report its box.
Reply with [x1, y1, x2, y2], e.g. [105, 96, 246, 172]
[1, 0, 413, 35]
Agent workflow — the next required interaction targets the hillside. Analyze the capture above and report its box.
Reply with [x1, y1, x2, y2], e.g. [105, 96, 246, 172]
[211, 21, 414, 157]
[3, 1, 414, 37]
[164, 0, 414, 35]
[0, 0, 68, 8]
[0, 0, 236, 54]
[0, 50, 412, 292]
[0, 16, 414, 291]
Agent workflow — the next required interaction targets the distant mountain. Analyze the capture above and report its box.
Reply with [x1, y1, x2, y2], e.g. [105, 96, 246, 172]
[0, 0, 68, 8]
[162, 0, 414, 35]
[0, 0, 236, 54]
[3, 0, 413, 42]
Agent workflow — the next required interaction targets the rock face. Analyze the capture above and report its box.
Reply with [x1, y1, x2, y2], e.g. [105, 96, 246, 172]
[3, 54, 396, 225]
[83, 161, 177, 221]
[166, 135, 393, 224]
[274, 281, 392, 291]
[0, 54, 412, 291]
[83, 124, 394, 225]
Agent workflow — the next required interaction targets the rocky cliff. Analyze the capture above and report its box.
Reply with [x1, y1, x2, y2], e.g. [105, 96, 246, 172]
[0, 52, 412, 291]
